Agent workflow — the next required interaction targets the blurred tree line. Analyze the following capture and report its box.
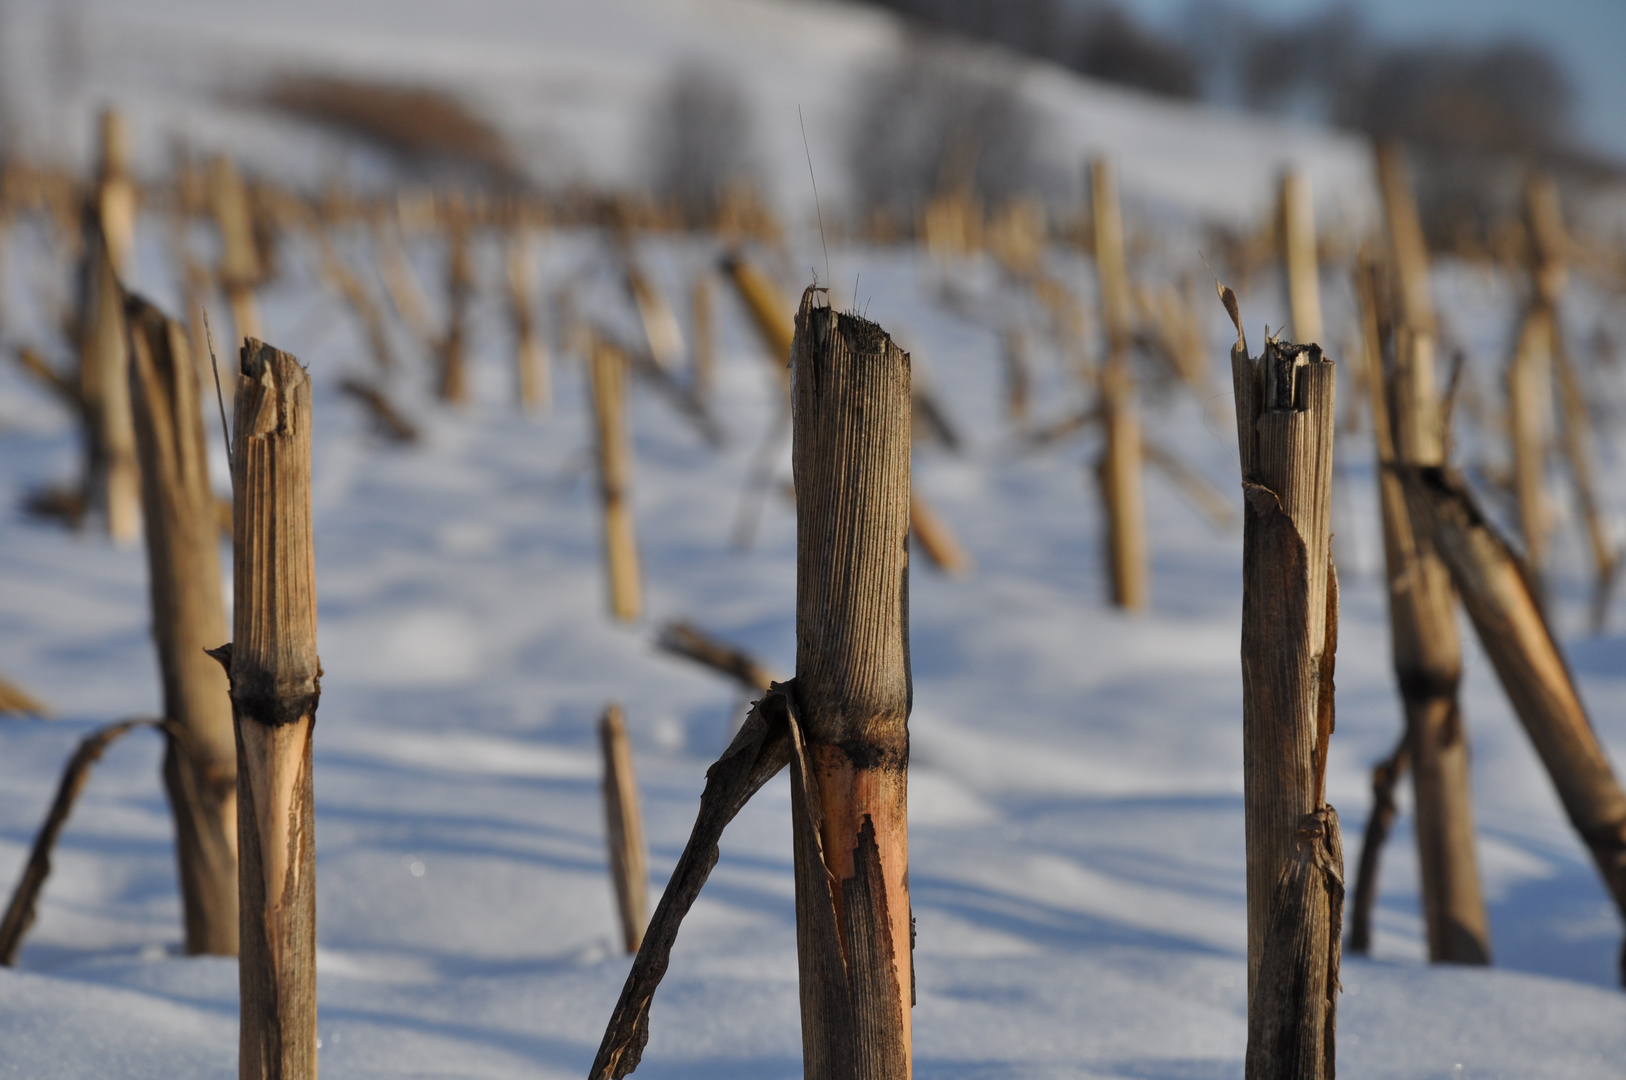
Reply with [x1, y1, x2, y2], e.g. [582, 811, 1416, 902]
[859, 0, 1578, 160]
[644, 0, 1611, 245]
[847, 0, 1608, 242]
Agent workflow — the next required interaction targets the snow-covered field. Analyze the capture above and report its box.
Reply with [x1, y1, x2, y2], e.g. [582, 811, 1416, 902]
[3, 230, 1626, 1077]
[2, 1, 1626, 1078]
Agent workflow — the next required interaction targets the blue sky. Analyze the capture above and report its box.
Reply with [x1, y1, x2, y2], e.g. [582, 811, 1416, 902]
[1122, 0, 1626, 160]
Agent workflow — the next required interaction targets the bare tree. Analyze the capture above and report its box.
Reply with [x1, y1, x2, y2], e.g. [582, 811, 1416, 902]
[1072, 4, 1199, 99]
[845, 40, 1046, 227]
[857, 1, 1197, 99]
[645, 63, 760, 226]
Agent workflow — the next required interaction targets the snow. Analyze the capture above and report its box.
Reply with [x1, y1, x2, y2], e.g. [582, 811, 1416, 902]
[1, 1, 1625, 1078]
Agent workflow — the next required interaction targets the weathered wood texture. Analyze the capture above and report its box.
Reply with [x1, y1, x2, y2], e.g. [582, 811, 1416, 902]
[1091, 158, 1147, 611]
[1226, 287, 1337, 978]
[1228, 286, 1341, 1078]
[1279, 169, 1323, 347]
[1401, 466, 1626, 982]
[223, 339, 320, 1080]
[657, 621, 778, 693]
[507, 232, 550, 411]
[790, 288, 913, 1080]
[1246, 807, 1344, 1080]
[1370, 154, 1494, 965]
[127, 297, 239, 956]
[589, 693, 794, 1079]
[599, 704, 650, 954]
[588, 335, 642, 621]
[79, 224, 140, 543]
[0, 718, 157, 964]
[209, 155, 263, 348]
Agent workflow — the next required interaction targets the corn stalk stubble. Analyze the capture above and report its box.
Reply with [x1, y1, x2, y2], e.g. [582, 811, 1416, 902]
[587, 290, 913, 1080]
[0, 718, 160, 964]
[1347, 734, 1408, 955]
[96, 110, 137, 281]
[1519, 174, 1615, 623]
[214, 339, 320, 1080]
[209, 155, 263, 347]
[588, 335, 642, 622]
[589, 692, 793, 1080]
[79, 226, 140, 542]
[507, 231, 550, 411]
[908, 488, 972, 577]
[1507, 306, 1554, 592]
[1091, 158, 1147, 611]
[599, 704, 650, 954]
[626, 262, 686, 374]
[690, 270, 714, 399]
[656, 621, 778, 694]
[127, 296, 239, 955]
[791, 289, 913, 1080]
[1225, 284, 1342, 1079]
[1401, 466, 1626, 985]
[0, 674, 50, 717]
[1369, 154, 1494, 965]
[438, 209, 473, 404]
[1280, 169, 1323, 348]
[720, 252, 793, 390]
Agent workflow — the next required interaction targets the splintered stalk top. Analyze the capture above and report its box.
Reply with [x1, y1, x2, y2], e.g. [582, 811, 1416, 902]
[790, 290, 912, 741]
[231, 340, 319, 726]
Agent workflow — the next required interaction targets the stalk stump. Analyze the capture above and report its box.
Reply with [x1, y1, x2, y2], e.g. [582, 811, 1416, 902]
[209, 155, 263, 352]
[599, 704, 650, 954]
[790, 287, 914, 1080]
[217, 339, 320, 1080]
[589, 334, 642, 621]
[1090, 158, 1147, 611]
[1402, 466, 1626, 984]
[1226, 287, 1342, 1080]
[128, 296, 239, 955]
[1370, 149, 1492, 964]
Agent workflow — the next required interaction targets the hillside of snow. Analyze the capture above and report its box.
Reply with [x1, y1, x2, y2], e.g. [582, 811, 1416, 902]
[0, 0, 1375, 227]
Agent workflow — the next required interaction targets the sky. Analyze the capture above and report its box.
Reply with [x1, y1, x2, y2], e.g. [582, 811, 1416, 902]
[1122, 0, 1626, 162]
